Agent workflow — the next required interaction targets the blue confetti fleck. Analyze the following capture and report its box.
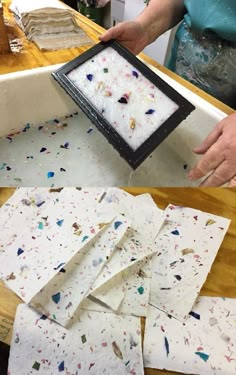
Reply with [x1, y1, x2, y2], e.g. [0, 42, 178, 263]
[195, 352, 209, 362]
[17, 248, 24, 256]
[53, 262, 65, 271]
[114, 221, 122, 230]
[56, 219, 64, 227]
[58, 361, 65, 372]
[132, 70, 139, 78]
[145, 109, 155, 115]
[38, 222, 44, 230]
[0, 163, 7, 170]
[47, 171, 54, 178]
[61, 142, 69, 149]
[164, 336, 170, 357]
[189, 311, 200, 320]
[23, 123, 31, 132]
[36, 201, 45, 208]
[87, 74, 93, 81]
[171, 229, 179, 235]
[40, 315, 47, 320]
[52, 292, 61, 304]
[82, 235, 89, 242]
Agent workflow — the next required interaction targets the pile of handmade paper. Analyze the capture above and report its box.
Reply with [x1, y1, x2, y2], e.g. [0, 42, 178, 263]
[9, 0, 92, 50]
[0, 188, 235, 375]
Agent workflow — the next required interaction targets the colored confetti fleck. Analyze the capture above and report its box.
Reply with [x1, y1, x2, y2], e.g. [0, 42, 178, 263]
[137, 286, 144, 295]
[82, 235, 89, 242]
[171, 230, 179, 235]
[189, 311, 201, 320]
[132, 71, 139, 78]
[87, 128, 93, 134]
[53, 262, 65, 270]
[17, 248, 24, 256]
[86, 74, 93, 81]
[118, 93, 130, 104]
[103, 68, 108, 73]
[195, 351, 209, 362]
[129, 118, 136, 129]
[38, 222, 44, 230]
[52, 292, 61, 304]
[114, 221, 122, 230]
[145, 109, 155, 114]
[174, 275, 182, 281]
[56, 219, 64, 227]
[206, 219, 216, 226]
[40, 147, 47, 153]
[58, 361, 65, 372]
[164, 336, 170, 357]
[81, 334, 87, 344]
[47, 171, 54, 178]
[40, 315, 47, 320]
[32, 361, 40, 371]
[36, 201, 45, 208]
[0, 162, 7, 170]
[89, 363, 95, 370]
[181, 248, 194, 255]
[104, 90, 112, 97]
[112, 341, 123, 360]
[60, 142, 69, 149]
[23, 123, 31, 132]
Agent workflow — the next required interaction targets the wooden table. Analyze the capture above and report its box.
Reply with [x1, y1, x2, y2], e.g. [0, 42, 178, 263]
[0, 187, 236, 375]
[1, 0, 234, 116]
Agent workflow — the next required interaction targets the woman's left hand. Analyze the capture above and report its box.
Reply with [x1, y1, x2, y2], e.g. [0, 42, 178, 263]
[188, 112, 236, 186]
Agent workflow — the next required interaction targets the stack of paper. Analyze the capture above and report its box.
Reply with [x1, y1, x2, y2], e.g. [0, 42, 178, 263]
[0, 187, 234, 375]
[9, 0, 92, 50]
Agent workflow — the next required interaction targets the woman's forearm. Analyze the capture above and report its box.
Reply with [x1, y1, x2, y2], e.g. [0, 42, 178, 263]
[136, 0, 185, 44]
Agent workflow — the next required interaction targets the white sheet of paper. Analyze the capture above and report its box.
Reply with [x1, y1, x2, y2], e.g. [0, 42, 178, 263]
[1, 190, 115, 303]
[0, 188, 59, 257]
[101, 188, 165, 242]
[8, 304, 144, 375]
[150, 205, 230, 321]
[82, 256, 153, 317]
[144, 297, 236, 375]
[30, 216, 130, 326]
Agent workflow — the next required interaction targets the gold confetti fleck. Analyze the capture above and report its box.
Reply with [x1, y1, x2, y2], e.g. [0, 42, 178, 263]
[181, 248, 195, 255]
[104, 90, 112, 97]
[112, 341, 123, 360]
[206, 219, 216, 226]
[98, 222, 109, 230]
[96, 81, 105, 90]
[129, 118, 136, 129]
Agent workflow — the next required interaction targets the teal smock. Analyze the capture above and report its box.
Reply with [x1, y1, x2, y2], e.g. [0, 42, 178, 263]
[167, 0, 236, 108]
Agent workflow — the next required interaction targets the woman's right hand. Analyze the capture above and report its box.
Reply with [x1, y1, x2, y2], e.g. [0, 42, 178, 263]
[99, 21, 150, 55]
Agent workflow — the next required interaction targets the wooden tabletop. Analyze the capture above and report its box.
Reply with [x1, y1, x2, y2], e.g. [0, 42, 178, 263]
[0, 187, 236, 375]
[1, 0, 234, 116]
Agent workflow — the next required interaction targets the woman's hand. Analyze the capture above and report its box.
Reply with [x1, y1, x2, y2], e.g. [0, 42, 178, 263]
[188, 113, 236, 186]
[99, 21, 150, 55]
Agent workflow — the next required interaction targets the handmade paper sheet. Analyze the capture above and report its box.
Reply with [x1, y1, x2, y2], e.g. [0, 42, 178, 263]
[0, 190, 115, 303]
[0, 187, 59, 253]
[144, 296, 236, 375]
[82, 255, 153, 317]
[67, 47, 179, 152]
[8, 304, 144, 375]
[30, 216, 130, 326]
[150, 205, 231, 321]
[101, 188, 165, 242]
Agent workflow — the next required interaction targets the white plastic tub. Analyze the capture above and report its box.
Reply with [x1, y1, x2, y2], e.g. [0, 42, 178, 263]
[0, 63, 226, 186]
